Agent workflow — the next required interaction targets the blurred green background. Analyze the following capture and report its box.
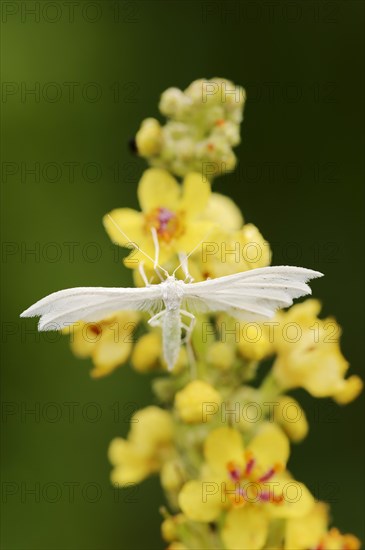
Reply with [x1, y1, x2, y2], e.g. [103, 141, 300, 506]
[1, 1, 364, 548]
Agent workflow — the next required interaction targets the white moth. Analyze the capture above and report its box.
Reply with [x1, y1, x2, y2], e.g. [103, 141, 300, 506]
[20, 217, 323, 370]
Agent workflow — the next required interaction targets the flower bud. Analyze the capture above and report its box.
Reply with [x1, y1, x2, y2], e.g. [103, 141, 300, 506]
[206, 342, 235, 371]
[160, 460, 184, 492]
[175, 380, 222, 424]
[159, 88, 190, 118]
[136, 118, 162, 156]
[273, 396, 309, 443]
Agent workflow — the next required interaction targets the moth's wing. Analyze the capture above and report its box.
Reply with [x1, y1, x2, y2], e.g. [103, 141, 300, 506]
[20, 286, 163, 331]
[182, 266, 323, 321]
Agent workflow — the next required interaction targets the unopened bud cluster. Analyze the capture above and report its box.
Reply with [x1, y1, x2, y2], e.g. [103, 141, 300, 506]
[135, 78, 246, 178]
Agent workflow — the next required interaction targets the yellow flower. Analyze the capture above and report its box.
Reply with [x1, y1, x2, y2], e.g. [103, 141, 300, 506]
[272, 300, 363, 402]
[126, 191, 248, 283]
[174, 380, 222, 424]
[285, 501, 361, 550]
[64, 311, 139, 378]
[178, 423, 313, 540]
[109, 437, 151, 485]
[109, 406, 174, 485]
[103, 168, 214, 269]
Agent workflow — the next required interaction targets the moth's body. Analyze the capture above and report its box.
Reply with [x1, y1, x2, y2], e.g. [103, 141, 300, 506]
[152, 276, 186, 370]
[20, 266, 323, 371]
[161, 307, 182, 371]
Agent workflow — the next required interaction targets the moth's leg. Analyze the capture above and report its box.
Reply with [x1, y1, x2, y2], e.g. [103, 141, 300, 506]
[179, 309, 197, 377]
[180, 309, 196, 344]
[148, 310, 166, 328]
[138, 261, 150, 287]
[178, 252, 194, 283]
[154, 267, 164, 283]
[181, 324, 195, 344]
[138, 258, 162, 285]
[180, 309, 196, 323]
[180, 309, 195, 318]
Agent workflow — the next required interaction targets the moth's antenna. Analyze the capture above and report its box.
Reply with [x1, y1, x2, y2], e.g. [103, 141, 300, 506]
[106, 214, 169, 277]
[173, 229, 214, 277]
[178, 252, 192, 282]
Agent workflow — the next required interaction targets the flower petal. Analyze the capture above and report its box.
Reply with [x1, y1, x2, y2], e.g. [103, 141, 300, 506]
[299, 349, 350, 397]
[131, 332, 161, 372]
[108, 438, 151, 484]
[177, 220, 216, 255]
[248, 423, 290, 468]
[103, 208, 145, 248]
[130, 406, 174, 448]
[138, 168, 180, 212]
[268, 480, 314, 519]
[178, 480, 222, 522]
[204, 427, 244, 475]
[285, 502, 328, 550]
[91, 323, 133, 376]
[69, 323, 95, 358]
[180, 173, 211, 219]
[333, 375, 363, 405]
[222, 507, 269, 550]
[200, 192, 243, 230]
